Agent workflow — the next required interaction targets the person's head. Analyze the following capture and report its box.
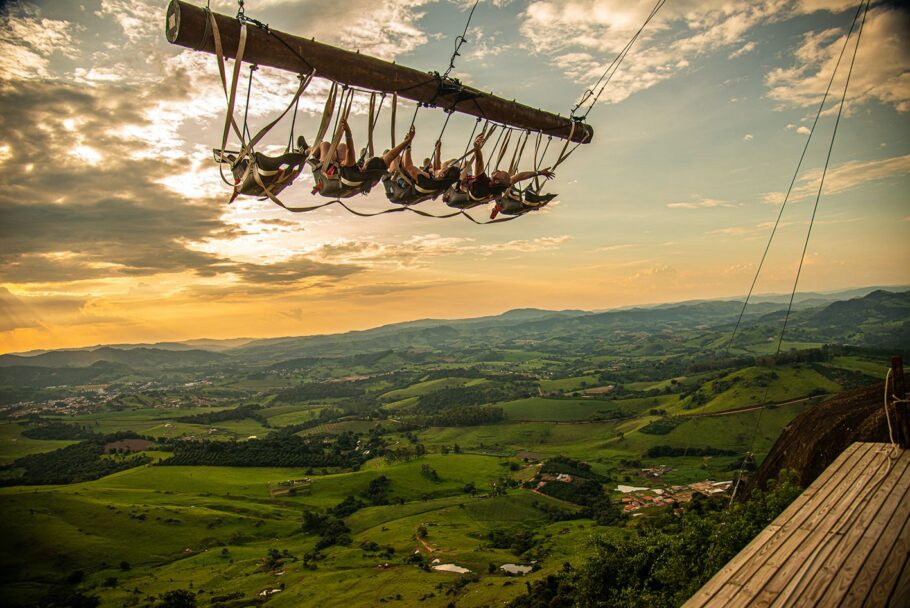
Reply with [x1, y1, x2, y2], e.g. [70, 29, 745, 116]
[491, 170, 511, 188]
[363, 157, 387, 173]
[442, 165, 461, 181]
[422, 157, 431, 167]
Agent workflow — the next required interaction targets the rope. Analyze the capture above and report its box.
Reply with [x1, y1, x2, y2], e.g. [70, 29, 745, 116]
[729, 0, 869, 507]
[532, 135, 552, 193]
[437, 109, 455, 144]
[443, 0, 479, 80]
[571, 0, 666, 120]
[313, 81, 338, 150]
[726, 0, 868, 354]
[286, 74, 304, 153]
[776, 0, 867, 357]
[885, 368, 897, 447]
[494, 129, 512, 171]
[509, 130, 530, 175]
[257, 191, 522, 225]
[241, 64, 257, 144]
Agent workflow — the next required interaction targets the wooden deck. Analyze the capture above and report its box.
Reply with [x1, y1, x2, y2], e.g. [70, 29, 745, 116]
[684, 442, 910, 608]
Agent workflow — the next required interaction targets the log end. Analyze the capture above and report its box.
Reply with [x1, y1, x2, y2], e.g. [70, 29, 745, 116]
[165, 0, 181, 44]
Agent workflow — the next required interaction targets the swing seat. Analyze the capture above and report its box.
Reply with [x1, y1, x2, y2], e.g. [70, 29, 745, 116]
[494, 188, 557, 217]
[215, 149, 309, 200]
[384, 167, 460, 206]
[443, 185, 489, 209]
[309, 159, 385, 199]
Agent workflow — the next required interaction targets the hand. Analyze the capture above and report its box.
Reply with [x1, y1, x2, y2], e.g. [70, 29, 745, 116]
[474, 134, 485, 149]
[538, 168, 555, 180]
[405, 126, 415, 142]
[340, 118, 350, 132]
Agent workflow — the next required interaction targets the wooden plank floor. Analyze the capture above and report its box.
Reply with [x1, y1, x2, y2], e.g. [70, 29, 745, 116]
[684, 442, 910, 608]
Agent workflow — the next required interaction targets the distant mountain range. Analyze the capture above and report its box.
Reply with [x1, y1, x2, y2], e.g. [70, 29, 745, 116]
[2, 287, 908, 370]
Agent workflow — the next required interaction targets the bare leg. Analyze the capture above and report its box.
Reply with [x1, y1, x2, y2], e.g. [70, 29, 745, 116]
[382, 129, 414, 167]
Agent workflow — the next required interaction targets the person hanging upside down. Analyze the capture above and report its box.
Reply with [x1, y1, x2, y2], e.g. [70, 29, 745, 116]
[304, 121, 414, 197]
[384, 138, 462, 205]
[443, 134, 555, 209]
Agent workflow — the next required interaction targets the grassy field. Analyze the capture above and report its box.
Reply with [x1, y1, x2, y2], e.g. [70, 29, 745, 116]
[670, 366, 841, 414]
[0, 422, 77, 465]
[538, 375, 600, 392]
[379, 377, 479, 401]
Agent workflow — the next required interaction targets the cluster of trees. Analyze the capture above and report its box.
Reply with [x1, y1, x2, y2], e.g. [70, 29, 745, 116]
[487, 527, 539, 556]
[175, 404, 266, 425]
[644, 445, 738, 458]
[362, 475, 392, 505]
[540, 456, 606, 482]
[425, 405, 505, 427]
[507, 472, 803, 608]
[21, 421, 99, 441]
[275, 379, 369, 401]
[160, 437, 361, 468]
[302, 511, 353, 550]
[3, 434, 150, 486]
[639, 417, 688, 436]
[415, 382, 531, 413]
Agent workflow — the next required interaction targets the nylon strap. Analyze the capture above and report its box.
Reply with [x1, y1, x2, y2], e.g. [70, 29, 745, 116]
[324, 88, 354, 170]
[367, 93, 376, 158]
[390, 92, 397, 148]
[233, 71, 314, 166]
[313, 81, 338, 150]
[210, 12, 247, 153]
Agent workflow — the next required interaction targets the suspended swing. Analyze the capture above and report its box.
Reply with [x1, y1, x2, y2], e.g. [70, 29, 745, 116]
[167, 0, 661, 224]
[207, 10, 315, 204]
[383, 107, 475, 207]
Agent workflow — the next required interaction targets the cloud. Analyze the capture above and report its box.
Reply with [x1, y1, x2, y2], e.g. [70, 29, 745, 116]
[743, 133, 754, 142]
[667, 198, 735, 209]
[729, 41, 757, 59]
[229, 256, 362, 286]
[796, 126, 811, 135]
[765, 7, 910, 113]
[763, 154, 910, 204]
[0, 78, 365, 289]
[519, 0, 791, 105]
[0, 288, 40, 332]
[0, 4, 78, 81]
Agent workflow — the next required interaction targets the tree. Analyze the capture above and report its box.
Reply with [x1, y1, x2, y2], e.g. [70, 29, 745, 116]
[157, 589, 197, 608]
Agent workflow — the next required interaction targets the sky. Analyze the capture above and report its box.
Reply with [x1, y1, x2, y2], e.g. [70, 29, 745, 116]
[0, 0, 908, 354]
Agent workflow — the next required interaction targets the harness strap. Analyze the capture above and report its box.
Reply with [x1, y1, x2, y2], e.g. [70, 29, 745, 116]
[390, 92, 397, 148]
[367, 93, 376, 159]
[313, 81, 338, 150]
[210, 12, 247, 155]
[323, 88, 354, 172]
[509, 130, 530, 175]
[233, 71, 314, 166]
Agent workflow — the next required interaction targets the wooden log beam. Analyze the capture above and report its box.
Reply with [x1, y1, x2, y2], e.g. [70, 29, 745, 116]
[165, 0, 593, 144]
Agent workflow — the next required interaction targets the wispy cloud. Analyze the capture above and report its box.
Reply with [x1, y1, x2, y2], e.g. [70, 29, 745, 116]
[763, 154, 910, 204]
[667, 198, 736, 210]
[765, 7, 910, 113]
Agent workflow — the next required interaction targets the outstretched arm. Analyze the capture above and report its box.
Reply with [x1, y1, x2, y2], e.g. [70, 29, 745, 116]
[473, 134, 485, 176]
[341, 119, 357, 167]
[511, 168, 554, 185]
[433, 140, 442, 172]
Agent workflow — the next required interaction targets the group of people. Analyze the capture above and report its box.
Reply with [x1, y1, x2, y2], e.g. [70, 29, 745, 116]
[246, 119, 557, 217]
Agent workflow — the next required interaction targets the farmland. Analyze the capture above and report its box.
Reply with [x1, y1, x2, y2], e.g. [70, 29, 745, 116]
[0, 289, 906, 607]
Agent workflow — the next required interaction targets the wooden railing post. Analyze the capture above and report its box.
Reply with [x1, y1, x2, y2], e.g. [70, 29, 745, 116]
[891, 356, 909, 448]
